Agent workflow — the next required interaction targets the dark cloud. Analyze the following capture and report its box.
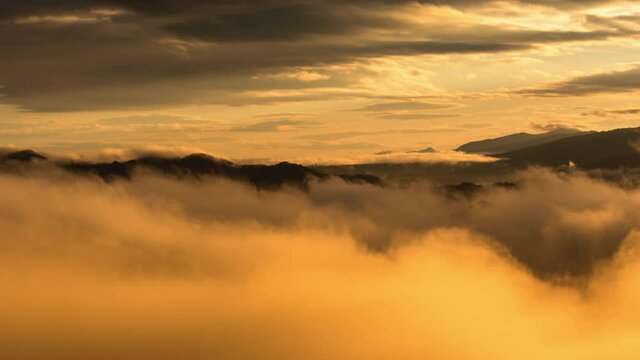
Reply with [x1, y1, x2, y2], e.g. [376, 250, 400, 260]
[608, 108, 640, 114]
[97, 114, 212, 126]
[351, 101, 458, 112]
[375, 113, 462, 120]
[229, 119, 318, 132]
[164, 4, 402, 42]
[425, 0, 624, 8]
[297, 129, 435, 141]
[428, 26, 622, 45]
[582, 108, 640, 117]
[584, 13, 640, 33]
[519, 66, 640, 97]
[162, 3, 622, 44]
[0, 0, 624, 19]
[0, 1, 90, 19]
[529, 122, 575, 131]
[0, 0, 636, 111]
[0, 23, 529, 111]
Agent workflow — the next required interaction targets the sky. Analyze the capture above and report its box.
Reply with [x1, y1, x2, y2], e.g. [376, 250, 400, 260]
[1, 0, 640, 161]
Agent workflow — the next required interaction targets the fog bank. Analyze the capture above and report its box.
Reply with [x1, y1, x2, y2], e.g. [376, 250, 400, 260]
[1, 169, 640, 359]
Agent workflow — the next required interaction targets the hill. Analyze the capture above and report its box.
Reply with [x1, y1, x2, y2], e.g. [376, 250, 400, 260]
[457, 128, 590, 154]
[498, 127, 640, 169]
[61, 153, 383, 189]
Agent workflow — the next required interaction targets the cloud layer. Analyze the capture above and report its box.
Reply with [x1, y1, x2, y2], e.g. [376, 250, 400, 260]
[520, 66, 640, 96]
[2, 166, 640, 358]
[1, 0, 638, 111]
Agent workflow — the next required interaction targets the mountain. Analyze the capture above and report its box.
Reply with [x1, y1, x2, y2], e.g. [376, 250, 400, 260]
[1, 150, 47, 162]
[498, 127, 640, 169]
[0, 150, 382, 189]
[457, 128, 591, 154]
[374, 147, 436, 156]
[409, 147, 436, 154]
[62, 153, 382, 189]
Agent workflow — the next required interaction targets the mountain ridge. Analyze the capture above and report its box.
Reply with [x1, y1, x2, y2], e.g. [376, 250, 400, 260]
[497, 127, 640, 169]
[457, 128, 592, 154]
[0, 150, 383, 190]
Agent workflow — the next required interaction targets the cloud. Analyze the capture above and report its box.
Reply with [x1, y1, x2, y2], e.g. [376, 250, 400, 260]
[583, 13, 640, 33]
[297, 127, 465, 142]
[352, 101, 458, 112]
[0, 0, 634, 111]
[97, 114, 212, 126]
[1, 159, 636, 278]
[429, 27, 621, 45]
[529, 122, 575, 131]
[163, 4, 403, 42]
[229, 119, 318, 132]
[519, 66, 640, 97]
[609, 108, 640, 115]
[375, 113, 462, 120]
[306, 149, 497, 164]
[0, 0, 624, 21]
[3, 166, 640, 358]
[0, 22, 529, 112]
[425, 0, 623, 8]
[582, 108, 640, 117]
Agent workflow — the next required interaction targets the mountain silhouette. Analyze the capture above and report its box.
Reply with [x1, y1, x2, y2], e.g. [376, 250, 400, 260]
[62, 153, 382, 189]
[1, 150, 47, 162]
[498, 127, 640, 168]
[457, 128, 591, 154]
[4, 126, 640, 188]
[409, 147, 436, 154]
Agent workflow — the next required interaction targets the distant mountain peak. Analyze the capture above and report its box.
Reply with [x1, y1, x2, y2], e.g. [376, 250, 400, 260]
[409, 147, 436, 154]
[3, 150, 47, 162]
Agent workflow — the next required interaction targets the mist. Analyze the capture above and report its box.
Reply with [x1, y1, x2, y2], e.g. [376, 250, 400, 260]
[2, 168, 640, 359]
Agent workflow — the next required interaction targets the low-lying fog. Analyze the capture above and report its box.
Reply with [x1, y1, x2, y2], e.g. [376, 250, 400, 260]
[2, 166, 640, 359]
